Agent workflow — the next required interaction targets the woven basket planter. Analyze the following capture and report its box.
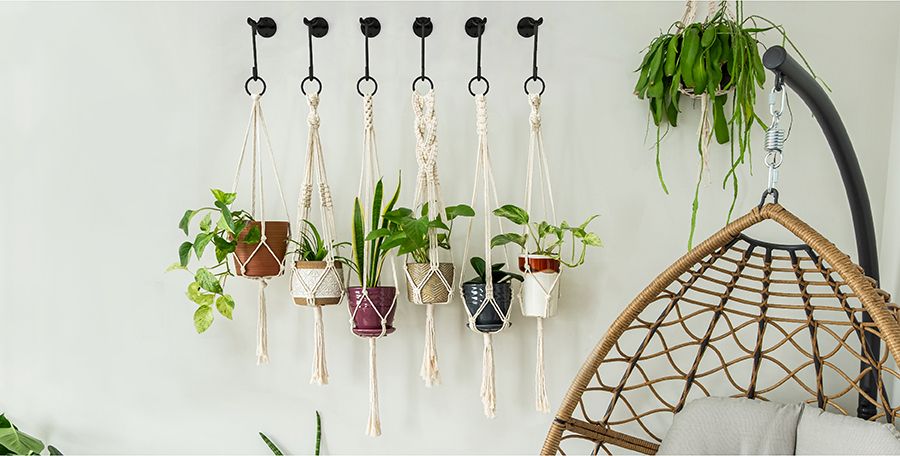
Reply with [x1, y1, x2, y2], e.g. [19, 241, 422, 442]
[291, 261, 343, 306]
[405, 262, 454, 305]
[519, 255, 561, 318]
[462, 282, 512, 333]
[233, 221, 290, 277]
[348, 286, 397, 337]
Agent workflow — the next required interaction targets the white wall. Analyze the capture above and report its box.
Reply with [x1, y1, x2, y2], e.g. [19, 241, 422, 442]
[2, 1, 900, 454]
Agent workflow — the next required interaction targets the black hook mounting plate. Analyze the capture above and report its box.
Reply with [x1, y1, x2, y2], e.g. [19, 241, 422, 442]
[517, 17, 543, 38]
[250, 17, 277, 38]
[304, 17, 329, 38]
[359, 17, 381, 38]
[413, 17, 433, 38]
[465, 17, 487, 38]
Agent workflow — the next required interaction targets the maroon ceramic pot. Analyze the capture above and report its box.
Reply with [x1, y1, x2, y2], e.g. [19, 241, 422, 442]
[347, 286, 397, 337]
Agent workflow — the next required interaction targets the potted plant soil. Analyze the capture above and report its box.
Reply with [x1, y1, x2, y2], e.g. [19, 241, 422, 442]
[171, 189, 290, 333]
[492, 204, 601, 318]
[290, 219, 345, 306]
[461, 257, 523, 332]
[342, 177, 403, 337]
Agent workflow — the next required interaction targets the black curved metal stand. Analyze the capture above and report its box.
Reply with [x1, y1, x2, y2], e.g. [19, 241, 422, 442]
[763, 45, 880, 420]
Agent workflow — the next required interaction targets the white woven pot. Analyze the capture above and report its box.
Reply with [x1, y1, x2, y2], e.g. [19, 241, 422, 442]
[521, 271, 560, 318]
[291, 261, 344, 306]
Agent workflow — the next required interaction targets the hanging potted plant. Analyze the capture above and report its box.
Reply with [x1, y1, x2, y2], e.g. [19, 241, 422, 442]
[491, 204, 601, 318]
[290, 219, 346, 306]
[172, 189, 290, 333]
[461, 257, 523, 332]
[341, 177, 402, 336]
[634, 0, 822, 247]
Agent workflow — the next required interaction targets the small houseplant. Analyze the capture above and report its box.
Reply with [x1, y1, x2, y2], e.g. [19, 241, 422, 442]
[491, 204, 601, 317]
[172, 189, 290, 333]
[369, 203, 475, 304]
[461, 257, 523, 332]
[0, 413, 62, 455]
[342, 177, 402, 336]
[290, 219, 345, 306]
[259, 411, 321, 456]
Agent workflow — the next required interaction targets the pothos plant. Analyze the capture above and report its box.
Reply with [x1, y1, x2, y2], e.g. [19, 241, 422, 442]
[343, 176, 402, 287]
[634, 0, 822, 248]
[490, 204, 602, 268]
[368, 202, 475, 264]
[168, 189, 261, 333]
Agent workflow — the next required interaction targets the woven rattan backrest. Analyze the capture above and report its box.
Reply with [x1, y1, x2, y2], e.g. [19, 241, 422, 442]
[542, 204, 900, 455]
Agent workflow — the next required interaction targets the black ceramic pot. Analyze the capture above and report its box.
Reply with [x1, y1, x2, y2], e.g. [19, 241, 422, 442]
[462, 281, 512, 333]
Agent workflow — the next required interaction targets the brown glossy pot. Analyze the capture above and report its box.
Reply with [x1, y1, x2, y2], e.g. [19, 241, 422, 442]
[405, 262, 455, 304]
[518, 254, 561, 273]
[233, 221, 290, 278]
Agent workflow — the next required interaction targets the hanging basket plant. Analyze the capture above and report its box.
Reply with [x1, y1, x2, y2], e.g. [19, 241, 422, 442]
[461, 257, 523, 332]
[291, 220, 346, 306]
[634, 0, 823, 247]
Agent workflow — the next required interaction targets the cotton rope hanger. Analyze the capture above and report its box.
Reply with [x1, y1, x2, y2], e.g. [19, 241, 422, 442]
[233, 17, 291, 365]
[290, 17, 345, 385]
[458, 17, 513, 418]
[515, 16, 559, 414]
[347, 17, 400, 437]
[407, 17, 454, 388]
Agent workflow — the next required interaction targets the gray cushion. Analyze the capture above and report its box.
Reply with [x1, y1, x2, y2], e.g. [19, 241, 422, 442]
[657, 397, 802, 455]
[795, 405, 900, 455]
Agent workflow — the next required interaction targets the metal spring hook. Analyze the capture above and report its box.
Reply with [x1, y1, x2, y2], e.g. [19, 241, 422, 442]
[765, 87, 787, 192]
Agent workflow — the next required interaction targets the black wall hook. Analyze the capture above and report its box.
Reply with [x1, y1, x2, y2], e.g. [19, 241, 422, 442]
[301, 17, 328, 95]
[245, 17, 276, 96]
[518, 16, 545, 95]
[465, 17, 488, 96]
[357, 17, 381, 96]
[412, 17, 434, 92]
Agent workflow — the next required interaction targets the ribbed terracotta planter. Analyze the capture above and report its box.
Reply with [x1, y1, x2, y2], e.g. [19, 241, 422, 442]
[518, 254, 561, 273]
[348, 286, 397, 337]
[462, 281, 512, 333]
[233, 221, 290, 277]
[405, 262, 455, 304]
[292, 261, 344, 306]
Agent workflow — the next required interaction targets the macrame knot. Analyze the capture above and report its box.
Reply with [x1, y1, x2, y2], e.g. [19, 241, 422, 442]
[319, 183, 333, 208]
[475, 95, 488, 136]
[363, 95, 375, 131]
[529, 95, 542, 131]
[307, 94, 321, 128]
[300, 183, 314, 209]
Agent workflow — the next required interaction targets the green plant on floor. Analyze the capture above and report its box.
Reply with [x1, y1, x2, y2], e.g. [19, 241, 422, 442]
[490, 204, 602, 268]
[259, 411, 321, 456]
[290, 219, 347, 262]
[0, 413, 61, 455]
[168, 189, 259, 333]
[464, 257, 523, 285]
[367, 202, 475, 264]
[340, 176, 403, 287]
[634, 0, 822, 248]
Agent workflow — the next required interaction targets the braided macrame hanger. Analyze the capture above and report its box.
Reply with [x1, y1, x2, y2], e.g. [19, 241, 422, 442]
[460, 94, 512, 418]
[230, 94, 291, 365]
[291, 93, 344, 385]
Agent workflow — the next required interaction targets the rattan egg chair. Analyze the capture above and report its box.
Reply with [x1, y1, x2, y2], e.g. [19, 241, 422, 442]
[541, 47, 900, 455]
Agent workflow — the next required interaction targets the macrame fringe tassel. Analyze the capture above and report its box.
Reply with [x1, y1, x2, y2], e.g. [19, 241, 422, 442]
[420, 304, 441, 387]
[310, 305, 329, 385]
[366, 337, 382, 437]
[535, 317, 550, 413]
[481, 332, 497, 418]
[256, 280, 269, 365]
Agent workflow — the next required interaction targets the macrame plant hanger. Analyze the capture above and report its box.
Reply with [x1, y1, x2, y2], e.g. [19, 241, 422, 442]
[234, 17, 291, 365]
[407, 17, 453, 387]
[459, 17, 511, 418]
[515, 17, 558, 414]
[347, 17, 399, 437]
[291, 17, 345, 385]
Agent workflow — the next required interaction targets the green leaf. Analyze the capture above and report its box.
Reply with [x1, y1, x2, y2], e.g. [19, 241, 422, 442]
[664, 35, 679, 76]
[700, 25, 716, 48]
[178, 241, 193, 267]
[579, 215, 600, 230]
[186, 282, 202, 302]
[537, 221, 552, 238]
[470, 257, 487, 282]
[365, 228, 392, 241]
[713, 94, 730, 144]
[195, 268, 223, 294]
[351, 198, 365, 285]
[692, 55, 708, 94]
[583, 233, 603, 247]
[490, 233, 526, 249]
[48, 445, 63, 455]
[445, 204, 475, 220]
[194, 293, 214, 306]
[680, 26, 700, 87]
[0, 427, 44, 455]
[165, 262, 187, 273]
[193, 233, 214, 258]
[178, 210, 195, 236]
[216, 294, 235, 320]
[371, 179, 384, 235]
[492, 205, 529, 225]
[193, 305, 213, 333]
[259, 432, 283, 456]
[199, 213, 212, 232]
[384, 207, 413, 222]
[379, 233, 407, 252]
[647, 43, 664, 87]
[211, 189, 237, 205]
[242, 225, 262, 244]
[215, 201, 236, 233]
[428, 217, 449, 231]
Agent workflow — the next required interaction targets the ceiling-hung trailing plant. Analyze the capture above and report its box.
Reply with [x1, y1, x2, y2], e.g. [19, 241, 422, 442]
[634, 0, 823, 248]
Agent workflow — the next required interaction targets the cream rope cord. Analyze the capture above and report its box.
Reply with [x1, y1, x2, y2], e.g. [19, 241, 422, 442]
[292, 93, 344, 385]
[347, 94, 400, 437]
[230, 94, 291, 365]
[460, 94, 512, 418]
[520, 94, 560, 413]
[409, 89, 453, 387]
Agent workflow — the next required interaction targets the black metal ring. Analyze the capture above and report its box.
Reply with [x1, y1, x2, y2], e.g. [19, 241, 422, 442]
[245, 76, 267, 96]
[758, 188, 780, 209]
[468, 76, 490, 96]
[301, 76, 322, 95]
[524, 75, 545, 95]
[356, 76, 378, 97]
[412, 75, 434, 92]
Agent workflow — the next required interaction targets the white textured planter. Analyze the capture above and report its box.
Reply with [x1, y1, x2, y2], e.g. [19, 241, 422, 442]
[291, 261, 344, 306]
[522, 271, 560, 318]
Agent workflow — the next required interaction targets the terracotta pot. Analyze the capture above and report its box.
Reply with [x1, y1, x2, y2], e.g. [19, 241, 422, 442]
[522, 270, 560, 318]
[518, 254, 561, 273]
[405, 262, 455, 304]
[233, 221, 290, 277]
[292, 261, 344, 306]
[348, 286, 397, 337]
[462, 282, 512, 333]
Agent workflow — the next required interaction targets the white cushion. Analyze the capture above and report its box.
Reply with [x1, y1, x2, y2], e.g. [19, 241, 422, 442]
[657, 397, 802, 455]
[795, 405, 900, 455]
